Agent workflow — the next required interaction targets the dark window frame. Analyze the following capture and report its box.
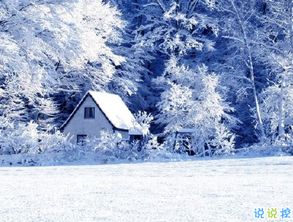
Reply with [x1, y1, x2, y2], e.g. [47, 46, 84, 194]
[84, 107, 95, 119]
[77, 134, 87, 145]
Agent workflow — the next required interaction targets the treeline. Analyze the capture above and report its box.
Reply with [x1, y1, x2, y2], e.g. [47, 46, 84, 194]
[0, 0, 293, 154]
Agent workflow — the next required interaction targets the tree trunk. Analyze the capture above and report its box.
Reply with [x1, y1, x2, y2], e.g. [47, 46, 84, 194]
[278, 79, 285, 140]
[230, 0, 265, 142]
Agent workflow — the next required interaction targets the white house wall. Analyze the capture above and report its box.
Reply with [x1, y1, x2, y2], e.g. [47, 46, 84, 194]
[63, 95, 118, 143]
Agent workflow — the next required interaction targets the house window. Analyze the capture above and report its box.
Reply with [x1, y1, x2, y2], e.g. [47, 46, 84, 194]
[77, 135, 87, 145]
[84, 107, 95, 119]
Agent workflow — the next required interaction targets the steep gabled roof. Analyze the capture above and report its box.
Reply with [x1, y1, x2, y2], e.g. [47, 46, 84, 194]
[61, 91, 142, 135]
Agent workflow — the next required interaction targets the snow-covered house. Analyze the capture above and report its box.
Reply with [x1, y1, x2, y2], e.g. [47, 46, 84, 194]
[61, 91, 143, 144]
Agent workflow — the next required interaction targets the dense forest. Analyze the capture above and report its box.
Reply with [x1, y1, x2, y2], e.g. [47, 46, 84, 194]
[0, 0, 293, 155]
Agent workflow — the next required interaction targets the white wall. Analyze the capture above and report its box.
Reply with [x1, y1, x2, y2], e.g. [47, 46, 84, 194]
[63, 95, 129, 143]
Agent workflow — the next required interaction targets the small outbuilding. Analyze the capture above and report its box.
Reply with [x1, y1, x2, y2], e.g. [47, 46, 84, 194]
[61, 91, 143, 144]
[173, 129, 208, 156]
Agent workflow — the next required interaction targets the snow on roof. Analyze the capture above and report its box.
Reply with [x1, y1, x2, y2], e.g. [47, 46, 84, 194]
[88, 91, 142, 134]
[61, 90, 143, 135]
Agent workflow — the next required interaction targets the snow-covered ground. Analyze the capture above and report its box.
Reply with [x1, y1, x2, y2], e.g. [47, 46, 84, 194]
[0, 156, 292, 222]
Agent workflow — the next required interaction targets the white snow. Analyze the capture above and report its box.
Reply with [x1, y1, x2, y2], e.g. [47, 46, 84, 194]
[89, 91, 142, 134]
[0, 156, 292, 222]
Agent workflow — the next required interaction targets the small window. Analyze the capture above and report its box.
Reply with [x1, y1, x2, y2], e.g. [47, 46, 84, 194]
[84, 107, 95, 119]
[77, 135, 87, 145]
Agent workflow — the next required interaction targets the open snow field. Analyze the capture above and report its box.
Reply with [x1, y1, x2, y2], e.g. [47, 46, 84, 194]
[0, 156, 292, 222]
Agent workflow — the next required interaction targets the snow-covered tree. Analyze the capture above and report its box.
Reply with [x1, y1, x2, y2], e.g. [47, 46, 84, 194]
[138, 0, 217, 57]
[257, 0, 293, 143]
[131, 0, 236, 154]
[260, 83, 293, 143]
[215, 0, 267, 142]
[136, 0, 218, 122]
[0, 0, 126, 128]
[157, 63, 236, 154]
[102, 0, 155, 110]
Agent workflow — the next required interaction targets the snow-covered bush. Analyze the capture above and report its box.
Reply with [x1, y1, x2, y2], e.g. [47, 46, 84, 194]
[85, 128, 170, 162]
[0, 118, 172, 163]
[86, 131, 135, 161]
[0, 120, 72, 155]
[211, 125, 236, 156]
[91, 130, 124, 158]
[0, 121, 39, 154]
[40, 130, 75, 154]
[134, 111, 153, 136]
[142, 134, 170, 160]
